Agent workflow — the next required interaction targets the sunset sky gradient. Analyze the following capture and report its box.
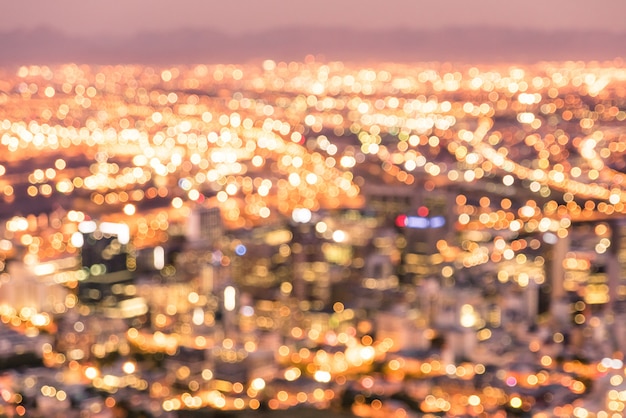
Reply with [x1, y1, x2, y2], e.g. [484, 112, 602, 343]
[2, 0, 626, 37]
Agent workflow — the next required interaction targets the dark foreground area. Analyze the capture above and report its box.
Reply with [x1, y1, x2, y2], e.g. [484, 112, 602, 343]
[177, 408, 356, 418]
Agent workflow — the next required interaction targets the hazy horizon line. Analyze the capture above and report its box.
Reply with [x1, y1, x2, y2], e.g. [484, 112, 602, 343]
[4, 23, 626, 38]
[1, 25, 624, 66]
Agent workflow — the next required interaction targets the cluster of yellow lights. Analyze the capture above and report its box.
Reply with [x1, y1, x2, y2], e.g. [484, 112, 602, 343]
[3, 59, 626, 417]
[1, 60, 626, 261]
[0, 304, 53, 331]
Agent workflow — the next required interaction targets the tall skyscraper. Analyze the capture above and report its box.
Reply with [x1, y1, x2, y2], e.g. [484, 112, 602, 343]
[76, 221, 135, 306]
[186, 206, 223, 247]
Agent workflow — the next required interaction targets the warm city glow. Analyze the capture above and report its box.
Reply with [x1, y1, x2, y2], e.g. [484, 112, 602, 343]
[0, 56, 625, 418]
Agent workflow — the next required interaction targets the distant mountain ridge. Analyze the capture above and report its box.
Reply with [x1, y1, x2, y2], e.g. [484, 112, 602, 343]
[1, 26, 624, 66]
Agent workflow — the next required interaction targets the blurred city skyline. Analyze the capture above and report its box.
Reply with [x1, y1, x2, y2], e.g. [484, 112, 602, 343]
[2, 2, 626, 416]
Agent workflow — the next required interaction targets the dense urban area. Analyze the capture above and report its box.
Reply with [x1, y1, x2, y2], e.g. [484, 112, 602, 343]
[1, 59, 626, 417]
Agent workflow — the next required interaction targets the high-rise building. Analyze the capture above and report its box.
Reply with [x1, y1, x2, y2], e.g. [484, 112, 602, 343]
[186, 206, 223, 247]
[75, 220, 137, 309]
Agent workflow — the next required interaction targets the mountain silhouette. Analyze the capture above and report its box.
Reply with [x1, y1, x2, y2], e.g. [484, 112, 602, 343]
[0, 26, 624, 65]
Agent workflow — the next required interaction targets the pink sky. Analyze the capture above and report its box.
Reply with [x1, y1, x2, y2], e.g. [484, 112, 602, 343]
[2, 0, 626, 37]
